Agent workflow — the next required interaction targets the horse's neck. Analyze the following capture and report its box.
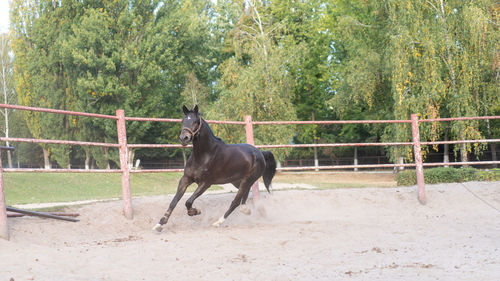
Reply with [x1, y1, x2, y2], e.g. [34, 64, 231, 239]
[192, 122, 219, 157]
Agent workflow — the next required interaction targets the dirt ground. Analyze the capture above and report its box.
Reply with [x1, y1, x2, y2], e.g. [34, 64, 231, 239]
[1, 180, 499, 281]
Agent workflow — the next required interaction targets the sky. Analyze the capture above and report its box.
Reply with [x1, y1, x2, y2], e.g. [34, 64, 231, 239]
[0, 0, 10, 34]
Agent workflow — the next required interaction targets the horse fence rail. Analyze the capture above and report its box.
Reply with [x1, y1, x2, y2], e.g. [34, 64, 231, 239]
[0, 103, 499, 240]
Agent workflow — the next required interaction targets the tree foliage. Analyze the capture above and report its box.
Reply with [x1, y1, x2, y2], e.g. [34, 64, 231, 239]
[11, 0, 221, 167]
[6, 0, 499, 167]
[0, 33, 16, 167]
[207, 0, 297, 159]
[328, 0, 499, 162]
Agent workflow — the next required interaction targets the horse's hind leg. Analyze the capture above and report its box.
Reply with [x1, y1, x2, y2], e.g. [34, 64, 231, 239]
[185, 182, 211, 216]
[239, 185, 252, 215]
[153, 176, 193, 232]
[213, 180, 253, 226]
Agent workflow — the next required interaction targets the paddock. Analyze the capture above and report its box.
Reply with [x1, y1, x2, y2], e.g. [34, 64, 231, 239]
[1, 181, 498, 281]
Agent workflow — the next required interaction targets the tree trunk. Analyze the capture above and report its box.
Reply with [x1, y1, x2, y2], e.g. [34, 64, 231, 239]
[438, 0, 458, 99]
[393, 148, 404, 172]
[250, 3, 271, 87]
[486, 118, 497, 168]
[85, 149, 90, 170]
[128, 149, 135, 169]
[2, 81, 12, 168]
[353, 147, 358, 171]
[443, 126, 449, 168]
[43, 148, 51, 169]
[460, 143, 468, 168]
[104, 147, 111, 170]
[312, 112, 318, 171]
[4, 108, 12, 168]
[6, 150, 12, 168]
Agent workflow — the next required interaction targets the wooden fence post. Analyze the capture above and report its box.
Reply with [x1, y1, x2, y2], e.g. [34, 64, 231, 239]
[411, 114, 426, 204]
[116, 110, 133, 219]
[245, 115, 260, 201]
[0, 150, 8, 240]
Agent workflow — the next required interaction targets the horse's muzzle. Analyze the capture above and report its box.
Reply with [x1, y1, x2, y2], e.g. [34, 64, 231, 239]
[179, 133, 191, 146]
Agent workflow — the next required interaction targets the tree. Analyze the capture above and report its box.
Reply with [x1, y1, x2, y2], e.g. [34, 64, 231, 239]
[327, 1, 393, 164]
[208, 0, 297, 159]
[11, 0, 221, 168]
[181, 72, 210, 109]
[269, 0, 334, 165]
[0, 33, 15, 167]
[387, 0, 499, 164]
[328, 0, 499, 164]
[11, 0, 79, 169]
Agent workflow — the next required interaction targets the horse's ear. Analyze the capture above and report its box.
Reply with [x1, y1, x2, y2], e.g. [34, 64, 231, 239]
[193, 105, 199, 115]
[182, 105, 189, 115]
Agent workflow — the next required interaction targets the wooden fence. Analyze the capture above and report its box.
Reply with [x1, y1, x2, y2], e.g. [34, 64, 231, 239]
[0, 103, 499, 240]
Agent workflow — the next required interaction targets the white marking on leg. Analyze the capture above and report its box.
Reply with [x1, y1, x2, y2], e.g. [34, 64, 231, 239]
[212, 216, 225, 227]
[153, 223, 163, 232]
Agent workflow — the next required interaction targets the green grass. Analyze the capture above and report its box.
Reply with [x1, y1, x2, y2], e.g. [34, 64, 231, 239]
[3, 172, 221, 205]
[3, 171, 398, 206]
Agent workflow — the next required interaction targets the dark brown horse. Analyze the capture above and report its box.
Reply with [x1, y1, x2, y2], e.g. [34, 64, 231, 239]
[153, 105, 276, 232]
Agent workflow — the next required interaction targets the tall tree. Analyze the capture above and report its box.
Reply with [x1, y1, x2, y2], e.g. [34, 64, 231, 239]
[209, 0, 297, 159]
[11, 0, 78, 168]
[0, 33, 15, 168]
[133, 0, 224, 163]
[328, 0, 499, 163]
[327, 1, 393, 163]
[269, 0, 334, 165]
[387, 0, 499, 163]
[12, 0, 221, 168]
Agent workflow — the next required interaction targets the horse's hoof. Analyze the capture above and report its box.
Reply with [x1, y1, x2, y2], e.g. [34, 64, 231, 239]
[212, 216, 225, 227]
[239, 206, 251, 215]
[153, 224, 163, 232]
[188, 208, 201, 216]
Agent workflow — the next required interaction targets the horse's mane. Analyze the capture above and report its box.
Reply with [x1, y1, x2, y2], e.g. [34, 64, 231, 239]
[201, 118, 224, 143]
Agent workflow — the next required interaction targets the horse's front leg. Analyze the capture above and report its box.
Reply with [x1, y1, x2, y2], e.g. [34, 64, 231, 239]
[185, 182, 211, 216]
[153, 176, 193, 232]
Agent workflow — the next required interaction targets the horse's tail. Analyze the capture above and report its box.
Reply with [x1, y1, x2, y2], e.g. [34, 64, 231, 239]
[261, 150, 276, 193]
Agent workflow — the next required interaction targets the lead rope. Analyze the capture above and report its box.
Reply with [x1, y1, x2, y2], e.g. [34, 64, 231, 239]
[461, 182, 500, 213]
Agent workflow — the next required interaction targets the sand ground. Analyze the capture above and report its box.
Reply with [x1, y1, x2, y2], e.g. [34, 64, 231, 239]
[1, 181, 499, 281]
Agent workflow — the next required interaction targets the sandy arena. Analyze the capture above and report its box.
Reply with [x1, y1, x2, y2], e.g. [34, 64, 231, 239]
[1, 181, 499, 281]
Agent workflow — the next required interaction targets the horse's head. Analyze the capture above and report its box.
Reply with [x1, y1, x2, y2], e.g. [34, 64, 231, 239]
[179, 105, 202, 146]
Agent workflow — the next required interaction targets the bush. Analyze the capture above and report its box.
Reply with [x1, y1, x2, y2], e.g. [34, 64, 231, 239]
[396, 167, 500, 186]
[477, 168, 500, 181]
[396, 170, 416, 186]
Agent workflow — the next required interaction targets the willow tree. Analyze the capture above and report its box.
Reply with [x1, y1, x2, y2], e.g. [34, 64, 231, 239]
[329, 0, 499, 163]
[209, 0, 296, 159]
[387, 0, 499, 163]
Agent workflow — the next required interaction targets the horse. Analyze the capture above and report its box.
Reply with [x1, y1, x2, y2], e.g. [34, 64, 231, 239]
[153, 105, 276, 232]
